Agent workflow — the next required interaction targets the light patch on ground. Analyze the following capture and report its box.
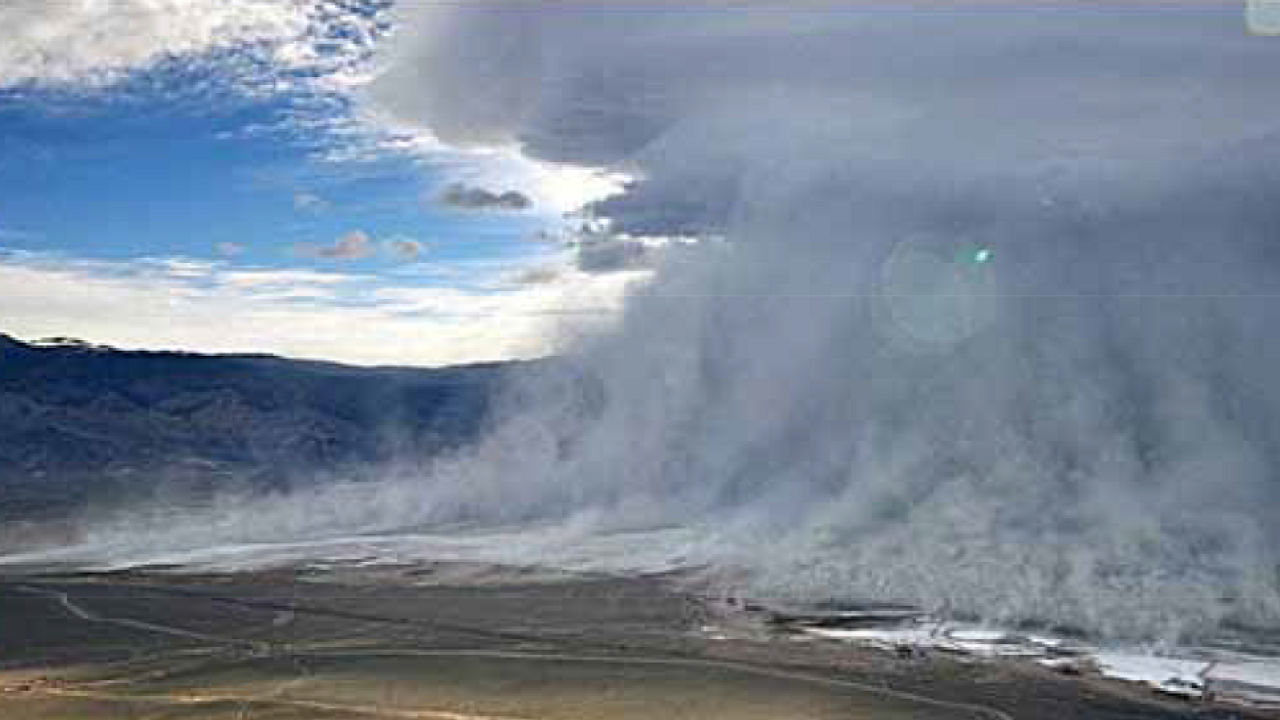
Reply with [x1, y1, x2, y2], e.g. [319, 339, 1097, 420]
[803, 622, 1280, 708]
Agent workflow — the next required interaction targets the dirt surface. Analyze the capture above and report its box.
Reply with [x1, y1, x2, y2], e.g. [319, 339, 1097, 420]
[0, 562, 1272, 719]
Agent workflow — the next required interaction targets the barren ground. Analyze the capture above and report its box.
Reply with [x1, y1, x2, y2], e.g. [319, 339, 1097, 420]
[0, 562, 1270, 719]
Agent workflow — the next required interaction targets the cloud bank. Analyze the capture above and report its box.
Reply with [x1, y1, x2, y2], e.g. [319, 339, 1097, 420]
[0, 249, 633, 367]
[360, 3, 1280, 640]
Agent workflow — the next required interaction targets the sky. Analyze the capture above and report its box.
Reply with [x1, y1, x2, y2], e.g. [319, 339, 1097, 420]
[0, 0, 635, 366]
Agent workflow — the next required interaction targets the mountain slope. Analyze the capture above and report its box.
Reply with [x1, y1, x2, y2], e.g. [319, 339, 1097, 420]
[0, 335, 513, 520]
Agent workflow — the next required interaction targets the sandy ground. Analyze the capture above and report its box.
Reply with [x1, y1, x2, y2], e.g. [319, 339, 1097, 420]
[0, 561, 1272, 720]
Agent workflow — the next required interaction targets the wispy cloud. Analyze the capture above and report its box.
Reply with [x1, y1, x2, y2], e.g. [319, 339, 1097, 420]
[384, 236, 425, 259]
[294, 231, 431, 263]
[295, 230, 374, 261]
[0, 0, 382, 94]
[293, 191, 329, 212]
[216, 242, 244, 257]
[0, 226, 38, 242]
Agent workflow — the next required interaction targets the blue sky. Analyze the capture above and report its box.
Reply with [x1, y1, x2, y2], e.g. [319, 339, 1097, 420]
[0, 59, 544, 280]
[0, 1, 632, 366]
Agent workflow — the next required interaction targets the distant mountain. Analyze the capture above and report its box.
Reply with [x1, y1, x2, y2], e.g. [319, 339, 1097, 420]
[0, 334, 515, 521]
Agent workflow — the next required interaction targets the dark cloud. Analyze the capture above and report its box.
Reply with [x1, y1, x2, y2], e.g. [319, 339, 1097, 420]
[574, 237, 656, 274]
[584, 175, 733, 237]
[437, 183, 532, 211]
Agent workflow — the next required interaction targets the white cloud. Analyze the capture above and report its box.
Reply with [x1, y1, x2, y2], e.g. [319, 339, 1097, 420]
[215, 242, 245, 257]
[152, 257, 218, 279]
[295, 230, 373, 261]
[1, 0, 296, 88]
[0, 250, 634, 367]
[218, 267, 358, 291]
[0, 0, 380, 93]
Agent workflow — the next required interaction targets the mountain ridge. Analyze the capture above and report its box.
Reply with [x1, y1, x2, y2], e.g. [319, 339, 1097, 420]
[0, 333, 516, 521]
